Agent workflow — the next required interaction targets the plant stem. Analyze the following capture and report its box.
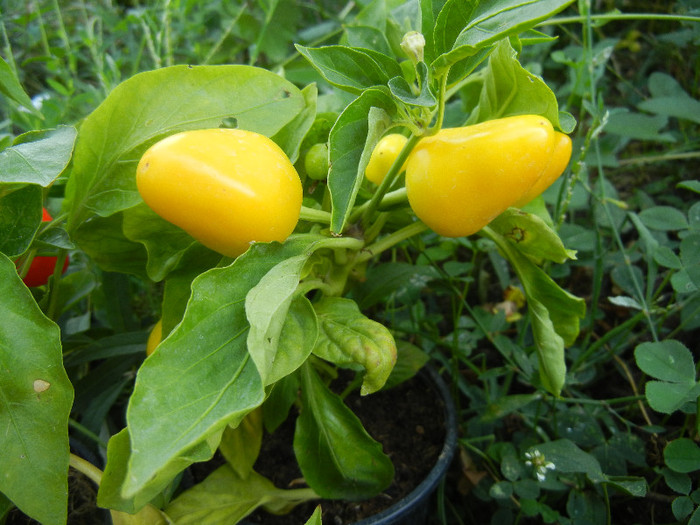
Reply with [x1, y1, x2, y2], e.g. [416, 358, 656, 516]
[571, 310, 646, 371]
[299, 206, 332, 224]
[46, 249, 68, 322]
[348, 188, 408, 224]
[360, 135, 421, 230]
[355, 221, 429, 264]
[541, 13, 700, 26]
[69, 453, 103, 486]
[69, 418, 110, 449]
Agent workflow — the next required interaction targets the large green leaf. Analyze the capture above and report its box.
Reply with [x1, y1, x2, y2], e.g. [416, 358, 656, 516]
[328, 88, 395, 233]
[122, 240, 304, 498]
[432, 0, 574, 74]
[294, 363, 394, 499]
[246, 255, 317, 385]
[122, 235, 345, 499]
[465, 38, 573, 132]
[489, 208, 577, 265]
[98, 428, 218, 514]
[0, 185, 43, 257]
[312, 296, 397, 395]
[295, 44, 402, 94]
[482, 226, 585, 396]
[0, 127, 77, 186]
[121, 203, 212, 282]
[165, 464, 316, 524]
[63, 65, 307, 275]
[0, 56, 41, 116]
[0, 254, 73, 525]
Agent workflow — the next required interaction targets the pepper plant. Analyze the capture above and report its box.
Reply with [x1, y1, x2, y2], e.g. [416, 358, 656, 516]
[0, 1, 587, 523]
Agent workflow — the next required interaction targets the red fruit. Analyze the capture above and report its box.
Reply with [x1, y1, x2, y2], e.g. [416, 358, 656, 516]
[20, 208, 69, 287]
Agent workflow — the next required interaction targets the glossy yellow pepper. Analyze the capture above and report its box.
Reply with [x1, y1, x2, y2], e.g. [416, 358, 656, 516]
[365, 134, 408, 185]
[145, 320, 162, 357]
[405, 115, 569, 237]
[137, 129, 302, 257]
[513, 131, 572, 208]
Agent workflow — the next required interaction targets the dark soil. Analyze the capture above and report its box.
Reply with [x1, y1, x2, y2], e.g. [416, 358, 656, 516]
[243, 371, 449, 524]
[6, 468, 108, 525]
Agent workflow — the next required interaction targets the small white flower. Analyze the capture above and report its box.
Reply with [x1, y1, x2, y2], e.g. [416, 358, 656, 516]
[524, 450, 555, 481]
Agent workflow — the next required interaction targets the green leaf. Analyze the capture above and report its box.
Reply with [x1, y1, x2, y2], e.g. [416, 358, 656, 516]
[0, 254, 74, 525]
[645, 381, 700, 414]
[328, 88, 395, 233]
[263, 372, 300, 434]
[295, 44, 402, 94]
[532, 439, 605, 482]
[313, 296, 397, 395]
[432, 0, 574, 74]
[672, 496, 696, 522]
[304, 506, 323, 525]
[663, 467, 692, 495]
[639, 206, 689, 231]
[219, 409, 263, 480]
[465, 39, 571, 131]
[638, 72, 700, 124]
[665, 438, 700, 474]
[165, 464, 317, 524]
[388, 62, 438, 108]
[294, 363, 394, 499]
[489, 208, 577, 265]
[482, 393, 541, 422]
[246, 252, 320, 385]
[634, 340, 696, 383]
[98, 428, 215, 514]
[272, 84, 318, 164]
[604, 109, 675, 142]
[0, 127, 76, 186]
[344, 25, 393, 57]
[433, 0, 477, 59]
[382, 340, 430, 390]
[250, 0, 300, 64]
[528, 299, 567, 396]
[635, 339, 700, 414]
[0, 185, 43, 257]
[483, 226, 585, 395]
[122, 239, 315, 498]
[64, 64, 306, 252]
[566, 490, 607, 525]
[353, 261, 439, 309]
[678, 180, 700, 194]
[122, 203, 209, 282]
[605, 476, 648, 497]
[0, 56, 41, 116]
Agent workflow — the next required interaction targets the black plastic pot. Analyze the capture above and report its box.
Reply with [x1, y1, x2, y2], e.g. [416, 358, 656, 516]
[352, 366, 458, 525]
[234, 365, 458, 525]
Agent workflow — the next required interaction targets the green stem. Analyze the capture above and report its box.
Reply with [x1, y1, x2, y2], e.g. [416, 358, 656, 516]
[45, 249, 68, 322]
[69, 453, 103, 486]
[349, 188, 408, 224]
[571, 310, 646, 371]
[69, 418, 110, 449]
[430, 72, 449, 134]
[299, 206, 332, 224]
[355, 221, 429, 265]
[617, 151, 700, 166]
[203, 2, 247, 64]
[360, 135, 421, 230]
[540, 13, 700, 26]
[557, 395, 646, 406]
